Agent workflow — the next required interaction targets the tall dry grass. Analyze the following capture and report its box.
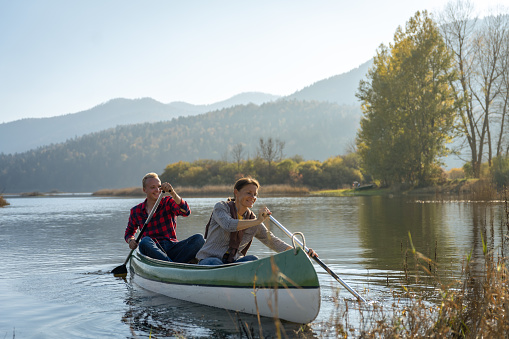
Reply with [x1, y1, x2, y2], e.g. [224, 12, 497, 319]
[0, 195, 9, 207]
[92, 184, 310, 197]
[326, 190, 509, 338]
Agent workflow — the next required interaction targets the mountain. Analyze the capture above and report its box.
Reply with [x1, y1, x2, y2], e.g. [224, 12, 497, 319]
[0, 100, 361, 193]
[0, 92, 280, 155]
[287, 60, 372, 104]
[0, 60, 371, 155]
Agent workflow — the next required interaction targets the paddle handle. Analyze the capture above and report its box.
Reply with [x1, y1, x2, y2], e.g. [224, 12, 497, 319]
[269, 215, 366, 302]
[121, 191, 165, 266]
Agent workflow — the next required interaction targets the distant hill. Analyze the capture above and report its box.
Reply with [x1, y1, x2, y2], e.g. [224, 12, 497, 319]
[0, 60, 371, 154]
[287, 60, 372, 104]
[0, 100, 361, 193]
[0, 92, 280, 154]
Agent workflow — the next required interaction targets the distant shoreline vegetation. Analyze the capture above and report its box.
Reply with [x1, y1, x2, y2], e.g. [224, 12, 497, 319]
[92, 184, 311, 197]
[6, 178, 488, 200]
[89, 179, 487, 198]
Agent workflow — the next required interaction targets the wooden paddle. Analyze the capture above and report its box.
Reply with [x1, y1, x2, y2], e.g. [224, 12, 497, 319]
[111, 191, 165, 277]
[269, 215, 366, 302]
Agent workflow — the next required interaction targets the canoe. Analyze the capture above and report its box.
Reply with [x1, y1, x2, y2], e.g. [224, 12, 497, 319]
[355, 183, 375, 191]
[129, 247, 321, 323]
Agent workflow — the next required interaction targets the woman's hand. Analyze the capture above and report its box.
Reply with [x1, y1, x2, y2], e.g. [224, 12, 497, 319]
[258, 206, 272, 223]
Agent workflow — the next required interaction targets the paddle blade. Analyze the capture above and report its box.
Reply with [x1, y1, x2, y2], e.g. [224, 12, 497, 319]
[111, 264, 128, 277]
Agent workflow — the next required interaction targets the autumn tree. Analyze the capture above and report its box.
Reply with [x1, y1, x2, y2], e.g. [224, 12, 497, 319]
[357, 11, 457, 186]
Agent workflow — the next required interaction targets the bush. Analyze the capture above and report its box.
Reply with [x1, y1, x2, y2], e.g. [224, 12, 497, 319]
[490, 156, 509, 189]
[447, 167, 465, 180]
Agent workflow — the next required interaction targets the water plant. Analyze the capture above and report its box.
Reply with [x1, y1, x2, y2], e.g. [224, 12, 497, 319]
[322, 193, 509, 338]
[0, 195, 9, 207]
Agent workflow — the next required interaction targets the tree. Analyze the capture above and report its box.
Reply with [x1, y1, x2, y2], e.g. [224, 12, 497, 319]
[472, 12, 509, 168]
[357, 11, 457, 186]
[231, 143, 245, 172]
[257, 137, 285, 171]
[439, 1, 509, 177]
[438, 0, 478, 173]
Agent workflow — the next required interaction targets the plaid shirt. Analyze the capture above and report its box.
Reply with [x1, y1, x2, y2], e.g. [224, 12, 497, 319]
[125, 196, 190, 243]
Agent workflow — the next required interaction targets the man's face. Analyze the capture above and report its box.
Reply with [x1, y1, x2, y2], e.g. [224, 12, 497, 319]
[143, 177, 161, 199]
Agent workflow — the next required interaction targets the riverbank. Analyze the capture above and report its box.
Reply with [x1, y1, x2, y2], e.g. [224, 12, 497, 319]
[85, 179, 494, 198]
[6, 179, 490, 200]
[312, 179, 490, 197]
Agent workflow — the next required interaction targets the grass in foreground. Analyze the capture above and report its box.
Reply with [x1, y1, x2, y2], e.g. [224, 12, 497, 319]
[322, 196, 509, 338]
[331, 240, 509, 337]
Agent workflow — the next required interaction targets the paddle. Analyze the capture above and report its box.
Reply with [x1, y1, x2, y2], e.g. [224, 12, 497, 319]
[269, 215, 366, 302]
[111, 190, 165, 277]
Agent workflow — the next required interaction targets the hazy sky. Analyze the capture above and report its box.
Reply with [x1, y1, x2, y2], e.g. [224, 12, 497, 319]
[0, 0, 505, 123]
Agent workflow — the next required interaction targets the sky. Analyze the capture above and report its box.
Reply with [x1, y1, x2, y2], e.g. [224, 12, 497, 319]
[0, 0, 506, 123]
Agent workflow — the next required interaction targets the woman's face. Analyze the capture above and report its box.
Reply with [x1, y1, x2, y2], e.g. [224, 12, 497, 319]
[235, 183, 258, 210]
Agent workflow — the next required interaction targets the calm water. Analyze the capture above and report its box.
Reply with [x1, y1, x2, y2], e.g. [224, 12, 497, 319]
[0, 194, 506, 338]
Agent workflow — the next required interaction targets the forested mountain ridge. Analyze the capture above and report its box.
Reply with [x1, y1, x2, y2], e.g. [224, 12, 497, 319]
[287, 60, 372, 104]
[0, 100, 361, 193]
[0, 60, 370, 155]
[0, 93, 280, 154]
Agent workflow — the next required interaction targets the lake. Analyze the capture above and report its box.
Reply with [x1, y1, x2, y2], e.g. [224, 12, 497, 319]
[0, 194, 505, 338]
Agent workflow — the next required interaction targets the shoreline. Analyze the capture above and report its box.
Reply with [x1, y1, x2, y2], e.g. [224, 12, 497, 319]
[1, 179, 493, 200]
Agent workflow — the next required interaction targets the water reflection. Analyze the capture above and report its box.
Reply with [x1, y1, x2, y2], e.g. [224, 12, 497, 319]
[1, 194, 507, 338]
[121, 277, 318, 338]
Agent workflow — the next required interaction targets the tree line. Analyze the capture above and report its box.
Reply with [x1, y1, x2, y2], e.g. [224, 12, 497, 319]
[160, 138, 366, 189]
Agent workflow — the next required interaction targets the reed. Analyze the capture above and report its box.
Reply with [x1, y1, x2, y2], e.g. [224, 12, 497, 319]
[92, 184, 310, 197]
[0, 195, 9, 207]
[92, 187, 144, 196]
[20, 191, 44, 197]
[324, 198, 509, 338]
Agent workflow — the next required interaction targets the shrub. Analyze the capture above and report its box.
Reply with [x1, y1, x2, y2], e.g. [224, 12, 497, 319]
[490, 156, 509, 189]
[447, 167, 465, 180]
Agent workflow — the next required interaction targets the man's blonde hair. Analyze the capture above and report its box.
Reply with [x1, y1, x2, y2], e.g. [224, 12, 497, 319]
[142, 172, 159, 188]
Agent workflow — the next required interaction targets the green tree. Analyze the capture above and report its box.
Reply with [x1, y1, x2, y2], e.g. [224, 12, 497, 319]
[160, 161, 192, 185]
[357, 11, 457, 186]
[297, 160, 323, 188]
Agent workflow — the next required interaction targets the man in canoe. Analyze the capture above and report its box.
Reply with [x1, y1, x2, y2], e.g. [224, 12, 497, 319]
[124, 172, 205, 263]
[196, 177, 316, 265]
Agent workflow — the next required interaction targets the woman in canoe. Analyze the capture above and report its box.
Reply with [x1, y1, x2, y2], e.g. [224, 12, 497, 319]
[196, 177, 316, 265]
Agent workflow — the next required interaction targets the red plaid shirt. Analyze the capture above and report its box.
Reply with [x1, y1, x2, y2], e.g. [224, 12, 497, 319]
[125, 196, 190, 243]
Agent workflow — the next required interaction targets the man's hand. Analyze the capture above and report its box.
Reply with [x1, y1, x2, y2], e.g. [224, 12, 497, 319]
[128, 238, 138, 250]
[161, 182, 174, 194]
